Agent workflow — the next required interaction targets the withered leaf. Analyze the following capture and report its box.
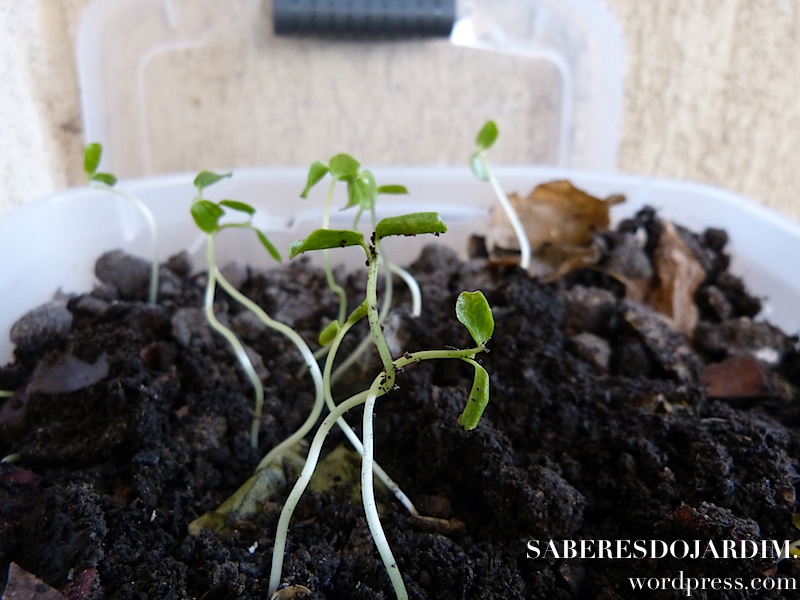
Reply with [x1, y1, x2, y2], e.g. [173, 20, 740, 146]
[488, 180, 622, 249]
[487, 180, 623, 279]
[647, 220, 707, 336]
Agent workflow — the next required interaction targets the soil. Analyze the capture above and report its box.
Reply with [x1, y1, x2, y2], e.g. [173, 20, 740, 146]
[2, 207, 800, 599]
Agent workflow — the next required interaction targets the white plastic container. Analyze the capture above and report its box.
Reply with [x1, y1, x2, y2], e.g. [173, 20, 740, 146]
[76, 0, 624, 178]
[2, 166, 799, 364]
[5, 1, 796, 364]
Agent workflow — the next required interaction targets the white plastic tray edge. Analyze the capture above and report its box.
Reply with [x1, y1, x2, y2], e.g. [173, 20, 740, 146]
[1, 166, 798, 364]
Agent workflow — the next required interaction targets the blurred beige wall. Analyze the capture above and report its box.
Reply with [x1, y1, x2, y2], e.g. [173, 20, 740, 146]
[2, 0, 800, 220]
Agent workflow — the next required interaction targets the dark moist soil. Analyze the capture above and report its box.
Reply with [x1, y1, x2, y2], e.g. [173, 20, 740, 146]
[2, 207, 800, 599]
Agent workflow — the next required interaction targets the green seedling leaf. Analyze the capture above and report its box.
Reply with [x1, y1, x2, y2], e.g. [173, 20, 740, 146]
[345, 170, 378, 209]
[319, 320, 340, 346]
[289, 229, 365, 259]
[469, 152, 490, 182]
[475, 120, 499, 151]
[90, 172, 118, 187]
[346, 300, 369, 326]
[255, 230, 282, 262]
[191, 200, 225, 233]
[470, 120, 499, 181]
[377, 184, 408, 195]
[301, 161, 330, 198]
[456, 290, 494, 348]
[194, 170, 232, 195]
[84, 143, 102, 176]
[457, 361, 490, 430]
[219, 199, 255, 215]
[328, 153, 360, 179]
[374, 212, 447, 240]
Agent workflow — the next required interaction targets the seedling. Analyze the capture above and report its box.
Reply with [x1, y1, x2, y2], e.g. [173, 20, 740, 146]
[190, 171, 306, 449]
[188, 179, 419, 538]
[84, 143, 160, 304]
[470, 121, 532, 269]
[301, 154, 423, 383]
[189, 172, 419, 535]
[301, 153, 412, 324]
[268, 212, 493, 599]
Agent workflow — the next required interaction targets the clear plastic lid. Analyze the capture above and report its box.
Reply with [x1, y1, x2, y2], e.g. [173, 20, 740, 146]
[77, 0, 624, 178]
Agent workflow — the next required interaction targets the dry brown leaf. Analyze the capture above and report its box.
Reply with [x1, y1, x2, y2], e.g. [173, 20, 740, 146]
[488, 180, 623, 251]
[534, 242, 603, 282]
[486, 180, 623, 278]
[647, 220, 707, 336]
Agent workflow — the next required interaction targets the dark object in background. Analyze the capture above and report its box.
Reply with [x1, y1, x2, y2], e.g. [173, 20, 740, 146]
[273, 0, 456, 37]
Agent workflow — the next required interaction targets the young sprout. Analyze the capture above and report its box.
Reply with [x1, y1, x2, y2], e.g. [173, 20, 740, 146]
[269, 213, 494, 599]
[190, 171, 296, 449]
[188, 174, 419, 535]
[470, 120, 532, 270]
[300, 153, 411, 324]
[84, 143, 160, 304]
[190, 294, 418, 537]
[301, 154, 423, 383]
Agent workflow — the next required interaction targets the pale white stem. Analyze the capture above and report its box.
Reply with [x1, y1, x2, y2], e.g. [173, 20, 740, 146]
[268, 388, 370, 596]
[387, 263, 421, 317]
[323, 316, 418, 516]
[330, 249, 421, 386]
[323, 249, 348, 324]
[221, 261, 415, 513]
[487, 170, 531, 270]
[93, 181, 159, 304]
[268, 345, 485, 596]
[204, 236, 264, 448]
[214, 273, 326, 471]
[361, 384, 408, 599]
[329, 333, 369, 386]
[321, 180, 348, 323]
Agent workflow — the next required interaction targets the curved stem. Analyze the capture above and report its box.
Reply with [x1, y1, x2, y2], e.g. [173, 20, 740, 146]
[330, 256, 422, 386]
[487, 169, 531, 270]
[380, 248, 395, 318]
[320, 179, 349, 324]
[365, 242, 395, 391]
[204, 235, 264, 448]
[329, 248, 393, 386]
[323, 309, 418, 516]
[361, 383, 408, 600]
[387, 263, 421, 317]
[396, 346, 483, 367]
[214, 272, 326, 471]
[94, 182, 159, 304]
[268, 387, 371, 596]
[323, 250, 348, 325]
[268, 345, 484, 596]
